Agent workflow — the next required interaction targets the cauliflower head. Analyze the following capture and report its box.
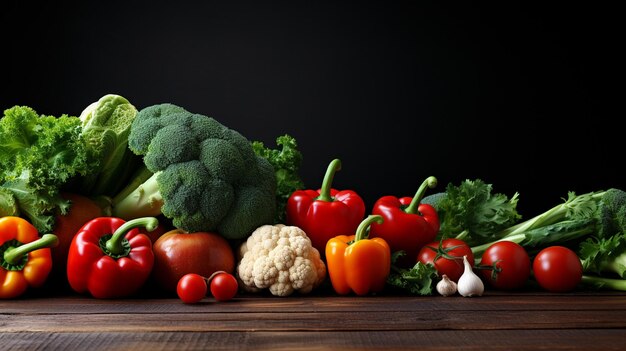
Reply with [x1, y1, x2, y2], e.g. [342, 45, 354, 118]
[237, 224, 327, 296]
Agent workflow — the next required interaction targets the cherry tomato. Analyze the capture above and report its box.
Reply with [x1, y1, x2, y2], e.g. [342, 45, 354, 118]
[533, 246, 582, 292]
[153, 230, 235, 293]
[209, 272, 239, 302]
[177, 273, 208, 304]
[479, 241, 530, 290]
[418, 238, 474, 282]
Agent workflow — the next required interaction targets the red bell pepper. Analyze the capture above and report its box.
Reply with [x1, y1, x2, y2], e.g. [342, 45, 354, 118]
[67, 216, 158, 298]
[369, 176, 440, 266]
[286, 158, 365, 253]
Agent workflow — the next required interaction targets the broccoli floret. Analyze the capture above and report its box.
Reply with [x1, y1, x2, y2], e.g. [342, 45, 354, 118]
[112, 103, 276, 240]
[421, 192, 447, 211]
[596, 188, 626, 239]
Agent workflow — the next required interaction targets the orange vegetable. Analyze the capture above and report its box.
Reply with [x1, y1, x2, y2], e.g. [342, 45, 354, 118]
[0, 216, 58, 299]
[325, 215, 391, 296]
[52, 192, 104, 277]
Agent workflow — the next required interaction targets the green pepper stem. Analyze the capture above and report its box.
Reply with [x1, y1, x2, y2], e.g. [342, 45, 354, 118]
[105, 217, 158, 255]
[404, 176, 438, 215]
[316, 158, 342, 202]
[354, 215, 384, 242]
[4, 234, 59, 265]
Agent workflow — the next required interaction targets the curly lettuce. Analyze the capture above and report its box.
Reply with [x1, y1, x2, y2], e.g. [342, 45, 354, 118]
[0, 105, 97, 232]
[252, 134, 304, 223]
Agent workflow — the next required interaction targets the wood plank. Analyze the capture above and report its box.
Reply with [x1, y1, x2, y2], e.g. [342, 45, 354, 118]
[1, 330, 626, 351]
[2, 309, 626, 332]
[2, 293, 626, 315]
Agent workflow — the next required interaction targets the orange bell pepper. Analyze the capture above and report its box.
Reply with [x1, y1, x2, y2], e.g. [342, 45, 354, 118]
[0, 216, 58, 299]
[325, 214, 391, 296]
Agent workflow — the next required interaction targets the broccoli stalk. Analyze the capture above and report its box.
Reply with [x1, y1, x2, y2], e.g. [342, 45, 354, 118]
[112, 170, 163, 219]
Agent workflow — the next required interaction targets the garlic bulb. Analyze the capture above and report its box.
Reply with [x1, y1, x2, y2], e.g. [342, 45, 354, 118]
[436, 274, 457, 297]
[457, 255, 484, 297]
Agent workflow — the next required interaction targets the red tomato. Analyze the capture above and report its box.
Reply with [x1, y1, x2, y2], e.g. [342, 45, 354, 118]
[153, 229, 235, 293]
[177, 273, 208, 304]
[209, 272, 239, 302]
[479, 241, 530, 290]
[418, 238, 474, 282]
[533, 246, 582, 292]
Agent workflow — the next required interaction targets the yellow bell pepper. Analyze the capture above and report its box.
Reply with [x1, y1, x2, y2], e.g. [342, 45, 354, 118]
[325, 215, 391, 296]
[0, 216, 58, 299]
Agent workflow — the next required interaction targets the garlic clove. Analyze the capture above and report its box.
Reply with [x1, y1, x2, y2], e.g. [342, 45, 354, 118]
[436, 274, 457, 297]
[457, 255, 484, 297]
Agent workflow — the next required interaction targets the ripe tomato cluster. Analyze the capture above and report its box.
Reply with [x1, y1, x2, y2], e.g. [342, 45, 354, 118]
[177, 271, 239, 304]
[417, 238, 583, 293]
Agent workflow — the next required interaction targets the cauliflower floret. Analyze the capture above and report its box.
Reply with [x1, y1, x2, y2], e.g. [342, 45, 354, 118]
[237, 224, 326, 296]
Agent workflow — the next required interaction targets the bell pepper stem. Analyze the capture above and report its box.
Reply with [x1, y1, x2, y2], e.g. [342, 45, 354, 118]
[4, 234, 59, 265]
[404, 176, 438, 215]
[316, 158, 342, 202]
[105, 217, 158, 255]
[354, 215, 384, 242]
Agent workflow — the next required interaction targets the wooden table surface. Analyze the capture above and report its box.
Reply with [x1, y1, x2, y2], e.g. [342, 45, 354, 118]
[1, 288, 626, 350]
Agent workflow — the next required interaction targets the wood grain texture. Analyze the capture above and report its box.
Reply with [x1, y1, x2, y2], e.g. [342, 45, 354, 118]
[2, 330, 626, 351]
[1, 292, 626, 350]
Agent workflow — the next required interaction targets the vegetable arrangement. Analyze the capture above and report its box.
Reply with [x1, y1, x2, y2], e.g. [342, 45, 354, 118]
[2, 94, 626, 302]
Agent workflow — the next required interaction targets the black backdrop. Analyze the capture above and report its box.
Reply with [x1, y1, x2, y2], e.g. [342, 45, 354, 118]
[1, 1, 622, 218]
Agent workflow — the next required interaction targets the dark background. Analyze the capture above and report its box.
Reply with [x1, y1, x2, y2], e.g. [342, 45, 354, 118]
[1, 1, 622, 218]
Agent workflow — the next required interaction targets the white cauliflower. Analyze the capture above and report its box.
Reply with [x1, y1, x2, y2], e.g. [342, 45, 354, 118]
[237, 224, 326, 296]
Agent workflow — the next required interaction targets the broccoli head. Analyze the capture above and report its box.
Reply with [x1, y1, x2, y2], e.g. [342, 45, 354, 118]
[113, 103, 276, 240]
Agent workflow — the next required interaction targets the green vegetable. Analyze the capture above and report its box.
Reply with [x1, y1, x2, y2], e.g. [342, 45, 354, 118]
[420, 192, 447, 211]
[432, 180, 626, 291]
[470, 190, 609, 256]
[0, 187, 19, 217]
[111, 103, 276, 240]
[252, 134, 304, 223]
[0, 106, 96, 232]
[427, 179, 522, 246]
[386, 251, 439, 295]
[581, 275, 626, 291]
[78, 94, 141, 197]
[580, 233, 626, 278]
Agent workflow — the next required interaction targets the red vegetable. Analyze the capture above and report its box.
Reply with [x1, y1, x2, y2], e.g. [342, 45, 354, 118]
[152, 229, 235, 293]
[209, 271, 239, 302]
[418, 238, 473, 282]
[479, 241, 530, 290]
[177, 273, 208, 304]
[533, 246, 582, 292]
[67, 217, 157, 298]
[176, 271, 238, 304]
[370, 176, 439, 266]
[286, 158, 365, 253]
